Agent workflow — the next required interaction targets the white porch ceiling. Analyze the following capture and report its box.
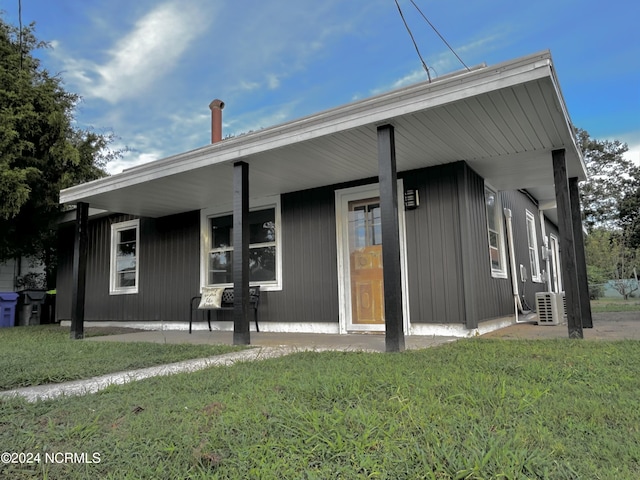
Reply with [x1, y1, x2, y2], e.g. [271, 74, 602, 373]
[60, 51, 585, 219]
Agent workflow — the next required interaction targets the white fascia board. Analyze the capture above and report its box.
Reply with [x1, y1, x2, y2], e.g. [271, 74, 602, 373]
[58, 207, 109, 224]
[547, 65, 588, 180]
[60, 51, 557, 205]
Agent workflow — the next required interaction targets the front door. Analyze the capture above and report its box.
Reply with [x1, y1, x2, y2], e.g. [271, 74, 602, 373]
[348, 198, 385, 326]
[336, 183, 409, 334]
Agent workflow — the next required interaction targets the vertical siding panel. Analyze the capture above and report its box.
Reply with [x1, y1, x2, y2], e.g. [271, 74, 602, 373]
[404, 162, 514, 326]
[55, 226, 74, 321]
[57, 170, 550, 328]
[500, 190, 549, 310]
[57, 211, 200, 323]
[460, 164, 512, 321]
[403, 164, 464, 324]
[272, 188, 339, 324]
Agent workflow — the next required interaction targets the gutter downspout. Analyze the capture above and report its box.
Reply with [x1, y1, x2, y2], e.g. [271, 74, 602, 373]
[504, 208, 534, 323]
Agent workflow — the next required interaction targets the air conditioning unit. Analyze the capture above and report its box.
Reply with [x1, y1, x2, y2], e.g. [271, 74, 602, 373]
[535, 292, 565, 326]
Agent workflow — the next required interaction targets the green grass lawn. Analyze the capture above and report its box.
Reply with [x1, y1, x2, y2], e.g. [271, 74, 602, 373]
[2, 339, 639, 479]
[0, 325, 244, 390]
[591, 298, 640, 313]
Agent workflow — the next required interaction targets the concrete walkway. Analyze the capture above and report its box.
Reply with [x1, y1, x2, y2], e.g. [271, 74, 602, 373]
[0, 347, 294, 402]
[0, 333, 456, 403]
[2, 311, 637, 403]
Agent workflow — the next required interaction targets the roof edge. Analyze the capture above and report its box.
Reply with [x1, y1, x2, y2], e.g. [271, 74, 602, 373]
[61, 50, 556, 206]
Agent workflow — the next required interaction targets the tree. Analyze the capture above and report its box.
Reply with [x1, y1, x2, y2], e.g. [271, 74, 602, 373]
[0, 17, 121, 288]
[619, 171, 640, 250]
[577, 129, 639, 231]
[578, 129, 640, 299]
[585, 228, 639, 300]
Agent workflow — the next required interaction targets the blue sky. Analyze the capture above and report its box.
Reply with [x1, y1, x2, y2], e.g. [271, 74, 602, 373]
[4, 0, 639, 173]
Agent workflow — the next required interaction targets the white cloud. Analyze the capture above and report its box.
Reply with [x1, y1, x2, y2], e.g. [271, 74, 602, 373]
[232, 74, 281, 94]
[392, 69, 430, 89]
[623, 143, 640, 167]
[62, 1, 213, 104]
[213, 1, 364, 97]
[608, 131, 640, 167]
[108, 150, 162, 175]
[239, 80, 261, 91]
[267, 74, 280, 90]
[225, 102, 299, 137]
[370, 32, 504, 96]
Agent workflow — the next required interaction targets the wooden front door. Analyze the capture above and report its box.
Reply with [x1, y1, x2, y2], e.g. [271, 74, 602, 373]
[348, 198, 385, 326]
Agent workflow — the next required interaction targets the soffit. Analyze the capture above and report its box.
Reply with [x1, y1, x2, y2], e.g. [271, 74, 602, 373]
[60, 51, 584, 218]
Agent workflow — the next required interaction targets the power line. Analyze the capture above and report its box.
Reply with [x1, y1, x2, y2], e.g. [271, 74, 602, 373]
[408, 0, 470, 72]
[393, 0, 432, 82]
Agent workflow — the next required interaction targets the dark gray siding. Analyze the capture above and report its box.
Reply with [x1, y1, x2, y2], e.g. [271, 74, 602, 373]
[264, 188, 339, 323]
[56, 193, 341, 325]
[56, 164, 545, 328]
[543, 217, 559, 242]
[458, 163, 513, 323]
[402, 164, 465, 324]
[402, 162, 513, 325]
[500, 190, 550, 310]
[57, 211, 200, 322]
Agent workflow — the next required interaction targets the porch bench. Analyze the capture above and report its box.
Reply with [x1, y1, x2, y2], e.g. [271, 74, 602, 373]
[189, 286, 260, 334]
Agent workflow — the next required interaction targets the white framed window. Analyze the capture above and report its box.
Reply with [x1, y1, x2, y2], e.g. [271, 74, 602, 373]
[484, 186, 508, 278]
[549, 233, 563, 293]
[200, 196, 282, 291]
[525, 210, 542, 282]
[110, 219, 140, 295]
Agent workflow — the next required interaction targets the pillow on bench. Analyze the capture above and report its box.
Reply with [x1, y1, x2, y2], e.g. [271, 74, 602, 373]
[198, 287, 225, 309]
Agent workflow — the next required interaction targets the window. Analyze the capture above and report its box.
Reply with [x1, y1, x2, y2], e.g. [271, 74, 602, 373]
[549, 233, 563, 293]
[201, 197, 281, 291]
[110, 219, 139, 294]
[525, 210, 542, 282]
[484, 187, 507, 278]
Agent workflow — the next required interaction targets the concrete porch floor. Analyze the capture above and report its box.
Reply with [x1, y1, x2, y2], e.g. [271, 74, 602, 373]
[84, 311, 640, 348]
[86, 330, 458, 352]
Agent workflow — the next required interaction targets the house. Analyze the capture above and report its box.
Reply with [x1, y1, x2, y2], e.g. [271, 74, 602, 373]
[57, 51, 591, 350]
[0, 257, 46, 292]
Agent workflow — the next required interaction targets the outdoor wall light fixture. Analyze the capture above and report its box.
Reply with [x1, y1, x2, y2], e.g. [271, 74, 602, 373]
[404, 189, 419, 210]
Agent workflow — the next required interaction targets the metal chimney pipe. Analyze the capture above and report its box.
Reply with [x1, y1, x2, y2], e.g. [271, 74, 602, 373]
[209, 99, 225, 143]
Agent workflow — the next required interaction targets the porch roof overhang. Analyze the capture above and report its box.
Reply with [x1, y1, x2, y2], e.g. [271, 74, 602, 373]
[60, 50, 585, 219]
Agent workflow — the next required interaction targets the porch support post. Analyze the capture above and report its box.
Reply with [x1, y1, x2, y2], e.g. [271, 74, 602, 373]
[377, 124, 405, 353]
[569, 176, 593, 328]
[456, 162, 479, 330]
[233, 161, 250, 345]
[70, 201, 89, 340]
[552, 149, 583, 339]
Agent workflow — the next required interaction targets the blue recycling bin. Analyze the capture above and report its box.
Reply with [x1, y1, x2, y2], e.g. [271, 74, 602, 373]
[0, 292, 19, 328]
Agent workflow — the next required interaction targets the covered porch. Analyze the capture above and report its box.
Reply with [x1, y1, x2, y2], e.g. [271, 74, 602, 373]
[59, 51, 590, 351]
